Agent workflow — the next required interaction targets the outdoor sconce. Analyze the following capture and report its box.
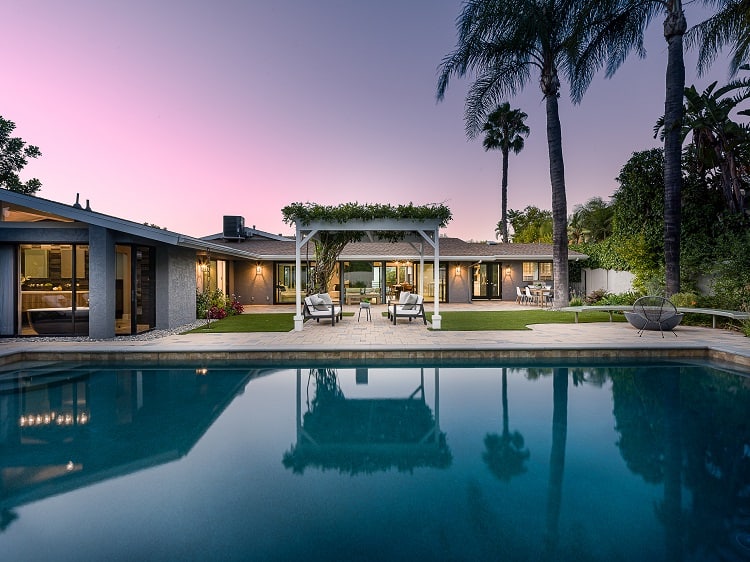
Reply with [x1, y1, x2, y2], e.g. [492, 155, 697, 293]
[505, 265, 512, 278]
[256, 263, 262, 275]
[455, 265, 461, 276]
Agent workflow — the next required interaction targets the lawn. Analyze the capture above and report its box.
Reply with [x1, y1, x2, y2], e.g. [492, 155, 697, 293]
[425, 309, 625, 331]
[185, 310, 623, 333]
[185, 313, 296, 333]
[184, 312, 356, 333]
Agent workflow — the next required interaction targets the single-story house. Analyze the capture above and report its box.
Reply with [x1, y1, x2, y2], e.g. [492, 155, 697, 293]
[202, 216, 586, 307]
[1, 194, 585, 338]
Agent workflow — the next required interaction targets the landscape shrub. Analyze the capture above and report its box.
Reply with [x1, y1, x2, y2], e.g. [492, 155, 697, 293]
[196, 289, 244, 319]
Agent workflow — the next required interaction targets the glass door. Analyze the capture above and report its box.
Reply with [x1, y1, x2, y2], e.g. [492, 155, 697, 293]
[472, 263, 502, 299]
[116, 245, 155, 335]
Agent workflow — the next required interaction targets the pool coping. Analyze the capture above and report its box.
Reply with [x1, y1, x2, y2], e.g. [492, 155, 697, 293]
[1, 344, 749, 372]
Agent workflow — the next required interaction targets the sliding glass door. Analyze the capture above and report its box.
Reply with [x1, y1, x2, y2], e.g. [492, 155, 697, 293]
[116, 245, 155, 335]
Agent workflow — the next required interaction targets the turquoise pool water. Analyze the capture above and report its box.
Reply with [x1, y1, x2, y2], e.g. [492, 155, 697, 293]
[1, 361, 749, 561]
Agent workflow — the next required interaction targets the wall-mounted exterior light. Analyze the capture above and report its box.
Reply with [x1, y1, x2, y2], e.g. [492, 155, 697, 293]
[256, 263, 262, 275]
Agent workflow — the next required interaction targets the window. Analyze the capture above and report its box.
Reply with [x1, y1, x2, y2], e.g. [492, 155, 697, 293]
[522, 262, 537, 282]
[19, 244, 89, 336]
[538, 262, 553, 281]
[522, 261, 552, 282]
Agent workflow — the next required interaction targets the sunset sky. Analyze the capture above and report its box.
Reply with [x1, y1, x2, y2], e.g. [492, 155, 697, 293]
[4, 1, 730, 240]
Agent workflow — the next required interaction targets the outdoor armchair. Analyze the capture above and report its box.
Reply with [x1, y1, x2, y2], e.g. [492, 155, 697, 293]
[303, 294, 343, 327]
[391, 293, 426, 325]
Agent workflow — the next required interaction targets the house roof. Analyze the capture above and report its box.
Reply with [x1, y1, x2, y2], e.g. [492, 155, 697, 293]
[0, 190, 261, 260]
[207, 235, 587, 261]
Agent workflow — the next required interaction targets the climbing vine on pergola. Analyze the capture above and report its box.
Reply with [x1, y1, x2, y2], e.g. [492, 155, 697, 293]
[281, 202, 452, 293]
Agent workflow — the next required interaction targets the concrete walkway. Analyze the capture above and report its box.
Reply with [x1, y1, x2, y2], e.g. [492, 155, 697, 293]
[2, 301, 749, 369]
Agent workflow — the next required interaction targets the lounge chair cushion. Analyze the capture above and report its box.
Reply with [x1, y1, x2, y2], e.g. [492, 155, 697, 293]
[402, 293, 418, 310]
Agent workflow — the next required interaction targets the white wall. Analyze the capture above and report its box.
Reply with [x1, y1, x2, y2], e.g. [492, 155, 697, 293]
[582, 268, 635, 295]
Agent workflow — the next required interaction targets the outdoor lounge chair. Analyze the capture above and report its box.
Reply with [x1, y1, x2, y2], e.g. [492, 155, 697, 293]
[387, 291, 411, 320]
[303, 294, 343, 327]
[624, 295, 683, 337]
[391, 293, 426, 325]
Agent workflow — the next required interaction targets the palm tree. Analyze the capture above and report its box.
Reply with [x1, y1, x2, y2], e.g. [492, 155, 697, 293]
[570, 196, 614, 242]
[437, 0, 650, 308]
[690, 0, 750, 77]
[482, 103, 530, 243]
[655, 77, 750, 213]
[590, 0, 691, 295]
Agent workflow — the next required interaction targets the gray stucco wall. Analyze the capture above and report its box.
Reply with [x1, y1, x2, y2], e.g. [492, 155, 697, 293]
[88, 226, 117, 339]
[0, 245, 15, 335]
[156, 246, 197, 329]
[448, 263, 471, 303]
[235, 261, 273, 305]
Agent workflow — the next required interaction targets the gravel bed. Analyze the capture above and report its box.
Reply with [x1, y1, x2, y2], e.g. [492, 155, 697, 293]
[1, 320, 208, 343]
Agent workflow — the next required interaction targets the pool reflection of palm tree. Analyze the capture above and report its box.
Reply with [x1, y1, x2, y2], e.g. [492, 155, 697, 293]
[543, 368, 568, 561]
[483, 368, 530, 482]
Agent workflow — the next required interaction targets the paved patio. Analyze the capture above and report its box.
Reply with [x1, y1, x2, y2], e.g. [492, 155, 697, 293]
[1, 300, 749, 369]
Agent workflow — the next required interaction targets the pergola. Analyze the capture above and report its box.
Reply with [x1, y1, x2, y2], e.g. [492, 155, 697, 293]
[292, 217, 444, 330]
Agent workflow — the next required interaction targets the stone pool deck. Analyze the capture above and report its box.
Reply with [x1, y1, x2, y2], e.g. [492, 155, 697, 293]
[1, 301, 749, 369]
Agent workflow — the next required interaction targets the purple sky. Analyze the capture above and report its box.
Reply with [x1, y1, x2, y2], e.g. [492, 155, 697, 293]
[5, 1, 729, 241]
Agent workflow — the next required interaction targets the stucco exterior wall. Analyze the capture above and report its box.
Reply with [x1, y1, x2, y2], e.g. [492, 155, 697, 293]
[0, 245, 15, 335]
[156, 246, 197, 329]
[448, 263, 471, 303]
[234, 261, 273, 305]
[88, 226, 116, 339]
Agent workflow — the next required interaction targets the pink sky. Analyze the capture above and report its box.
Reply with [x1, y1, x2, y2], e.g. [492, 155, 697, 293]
[4, 1, 729, 241]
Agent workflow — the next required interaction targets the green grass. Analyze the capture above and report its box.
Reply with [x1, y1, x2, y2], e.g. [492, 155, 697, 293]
[184, 311, 356, 333]
[185, 313, 296, 333]
[424, 310, 625, 331]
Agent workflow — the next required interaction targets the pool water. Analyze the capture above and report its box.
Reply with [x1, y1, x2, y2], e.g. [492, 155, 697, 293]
[1, 361, 749, 561]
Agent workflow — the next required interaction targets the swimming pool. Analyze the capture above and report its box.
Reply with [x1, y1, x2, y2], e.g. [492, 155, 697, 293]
[1, 361, 748, 561]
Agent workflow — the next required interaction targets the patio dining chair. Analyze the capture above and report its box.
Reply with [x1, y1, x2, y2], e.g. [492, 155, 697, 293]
[524, 286, 536, 306]
[515, 286, 527, 305]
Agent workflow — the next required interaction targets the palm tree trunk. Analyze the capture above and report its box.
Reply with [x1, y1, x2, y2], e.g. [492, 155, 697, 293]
[546, 94, 569, 307]
[501, 148, 509, 243]
[663, 2, 687, 296]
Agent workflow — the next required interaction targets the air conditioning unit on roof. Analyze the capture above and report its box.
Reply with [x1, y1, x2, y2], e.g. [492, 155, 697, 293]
[223, 216, 246, 240]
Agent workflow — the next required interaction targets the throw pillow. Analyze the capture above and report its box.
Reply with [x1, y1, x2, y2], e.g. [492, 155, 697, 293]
[319, 293, 333, 305]
[314, 303, 330, 311]
[311, 294, 324, 306]
[402, 293, 418, 310]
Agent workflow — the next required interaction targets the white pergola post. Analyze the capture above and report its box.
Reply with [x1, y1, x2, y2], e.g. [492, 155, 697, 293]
[294, 225, 318, 331]
[294, 223, 304, 331]
[431, 231, 441, 329]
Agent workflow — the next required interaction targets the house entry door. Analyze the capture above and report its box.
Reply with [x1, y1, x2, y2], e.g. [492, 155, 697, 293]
[472, 263, 502, 300]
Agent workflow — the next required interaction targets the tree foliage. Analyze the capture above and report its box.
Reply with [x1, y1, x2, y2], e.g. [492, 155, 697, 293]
[507, 206, 552, 243]
[569, 197, 614, 243]
[0, 116, 42, 195]
[689, 0, 750, 77]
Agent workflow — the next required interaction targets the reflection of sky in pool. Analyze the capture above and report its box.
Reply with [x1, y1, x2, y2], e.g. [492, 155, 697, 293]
[1, 362, 749, 561]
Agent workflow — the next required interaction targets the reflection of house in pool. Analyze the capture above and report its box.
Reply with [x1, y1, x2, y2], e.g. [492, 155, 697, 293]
[283, 368, 451, 475]
[0, 364, 269, 530]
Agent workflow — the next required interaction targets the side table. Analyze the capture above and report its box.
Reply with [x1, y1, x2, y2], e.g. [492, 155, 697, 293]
[358, 301, 371, 322]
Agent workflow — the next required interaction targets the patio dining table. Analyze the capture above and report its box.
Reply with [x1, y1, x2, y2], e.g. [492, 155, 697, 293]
[529, 287, 552, 307]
